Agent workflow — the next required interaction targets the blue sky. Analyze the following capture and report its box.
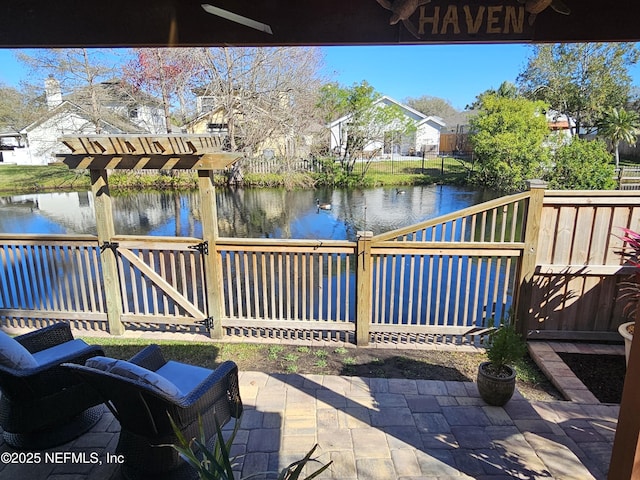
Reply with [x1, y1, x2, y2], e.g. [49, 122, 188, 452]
[321, 44, 533, 110]
[3, 44, 640, 111]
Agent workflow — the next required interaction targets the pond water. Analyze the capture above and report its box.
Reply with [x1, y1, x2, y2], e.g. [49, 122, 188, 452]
[0, 185, 498, 239]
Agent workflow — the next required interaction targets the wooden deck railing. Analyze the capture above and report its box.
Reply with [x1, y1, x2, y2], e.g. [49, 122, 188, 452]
[365, 192, 530, 345]
[216, 239, 355, 341]
[1, 187, 639, 344]
[0, 234, 106, 323]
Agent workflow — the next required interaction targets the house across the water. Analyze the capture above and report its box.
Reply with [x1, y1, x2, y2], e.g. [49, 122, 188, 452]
[328, 96, 446, 158]
[2, 76, 167, 166]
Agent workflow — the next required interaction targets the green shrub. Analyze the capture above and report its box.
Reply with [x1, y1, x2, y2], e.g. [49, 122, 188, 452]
[313, 157, 363, 187]
[470, 95, 550, 193]
[545, 137, 616, 190]
[486, 322, 527, 374]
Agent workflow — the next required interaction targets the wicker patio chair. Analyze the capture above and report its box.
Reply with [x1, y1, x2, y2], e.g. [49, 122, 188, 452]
[0, 323, 105, 449]
[65, 344, 243, 480]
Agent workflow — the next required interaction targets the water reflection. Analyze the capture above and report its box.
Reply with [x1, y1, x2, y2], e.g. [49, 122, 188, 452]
[0, 185, 497, 240]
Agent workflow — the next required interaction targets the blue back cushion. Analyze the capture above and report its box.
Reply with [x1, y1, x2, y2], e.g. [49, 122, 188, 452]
[86, 356, 181, 398]
[0, 331, 38, 370]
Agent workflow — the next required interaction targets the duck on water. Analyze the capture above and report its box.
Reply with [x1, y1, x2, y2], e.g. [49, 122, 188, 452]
[316, 199, 332, 210]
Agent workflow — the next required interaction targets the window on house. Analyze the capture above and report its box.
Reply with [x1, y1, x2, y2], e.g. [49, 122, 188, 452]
[207, 123, 228, 133]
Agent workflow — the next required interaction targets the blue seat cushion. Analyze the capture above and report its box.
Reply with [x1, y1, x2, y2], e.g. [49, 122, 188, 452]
[0, 330, 38, 369]
[32, 339, 90, 366]
[156, 361, 212, 396]
[86, 356, 181, 399]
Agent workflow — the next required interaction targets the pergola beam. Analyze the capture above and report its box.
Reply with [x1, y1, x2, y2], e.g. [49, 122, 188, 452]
[60, 134, 225, 156]
[59, 153, 240, 171]
[58, 134, 238, 171]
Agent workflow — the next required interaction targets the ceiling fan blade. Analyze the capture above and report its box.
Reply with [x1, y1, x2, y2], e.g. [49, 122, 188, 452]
[201, 4, 273, 34]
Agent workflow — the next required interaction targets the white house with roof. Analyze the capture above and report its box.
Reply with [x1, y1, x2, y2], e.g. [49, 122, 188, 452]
[1, 77, 167, 166]
[328, 96, 446, 157]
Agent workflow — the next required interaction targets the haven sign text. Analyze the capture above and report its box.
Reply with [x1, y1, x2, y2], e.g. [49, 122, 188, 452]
[377, 0, 570, 42]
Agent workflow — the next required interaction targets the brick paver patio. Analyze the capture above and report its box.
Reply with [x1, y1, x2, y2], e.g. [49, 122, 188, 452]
[0, 370, 618, 479]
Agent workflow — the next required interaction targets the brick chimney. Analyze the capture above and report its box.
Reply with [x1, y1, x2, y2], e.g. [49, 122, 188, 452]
[45, 75, 62, 110]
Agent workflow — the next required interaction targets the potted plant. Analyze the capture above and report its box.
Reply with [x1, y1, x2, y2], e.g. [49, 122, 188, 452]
[477, 321, 527, 406]
[617, 227, 640, 366]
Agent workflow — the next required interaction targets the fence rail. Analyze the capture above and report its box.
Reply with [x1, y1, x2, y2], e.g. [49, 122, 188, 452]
[526, 190, 640, 340]
[617, 166, 640, 190]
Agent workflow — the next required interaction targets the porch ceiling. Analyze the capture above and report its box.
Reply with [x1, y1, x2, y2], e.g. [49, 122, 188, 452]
[1, 0, 638, 48]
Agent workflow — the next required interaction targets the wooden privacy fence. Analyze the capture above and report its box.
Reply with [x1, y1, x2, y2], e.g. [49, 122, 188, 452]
[439, 133, 472, 155]
[526, 190, 640, 340]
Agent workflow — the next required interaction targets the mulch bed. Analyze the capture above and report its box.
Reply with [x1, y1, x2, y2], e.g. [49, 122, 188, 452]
[557, 352, 626, 404]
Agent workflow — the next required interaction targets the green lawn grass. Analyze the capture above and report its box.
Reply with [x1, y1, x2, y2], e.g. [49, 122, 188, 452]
[0, 164, 90, 194]
[0, 157, 472, 195]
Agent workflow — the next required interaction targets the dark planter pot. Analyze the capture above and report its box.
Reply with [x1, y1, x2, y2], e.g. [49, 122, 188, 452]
[476, 361, 516, 406]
